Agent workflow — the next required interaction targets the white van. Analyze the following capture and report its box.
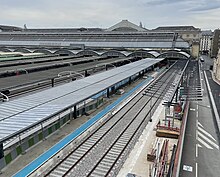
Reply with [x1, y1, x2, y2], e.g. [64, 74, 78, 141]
[116, 89, 125, 95]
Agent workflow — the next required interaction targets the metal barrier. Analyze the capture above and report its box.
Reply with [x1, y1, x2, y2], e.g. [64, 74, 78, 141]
[172, 101, 189, 177]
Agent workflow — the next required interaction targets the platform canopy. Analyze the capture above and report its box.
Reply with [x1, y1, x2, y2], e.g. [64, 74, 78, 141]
[0, 58, 164, 143]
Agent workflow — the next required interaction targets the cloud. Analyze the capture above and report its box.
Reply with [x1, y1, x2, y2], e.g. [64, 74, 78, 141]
[147, 0, 220, 12]
[146, 0, 190, 6]
[187, 9, 220, 30]
[188, 0, 220, 11]
[0, 0, 219, 30]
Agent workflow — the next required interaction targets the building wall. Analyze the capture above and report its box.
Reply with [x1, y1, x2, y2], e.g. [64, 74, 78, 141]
[181, 32, 200, 57]
[191, 42, 200, 58]
[211, 29, 220, 58]
[200, 31, 212, 53]
[180, 31, 201, 44]
[153, 26, 201, 57]
[154, 26, 201, 44]
[213, 49, 220, 81]
[200, 35, 211, 51]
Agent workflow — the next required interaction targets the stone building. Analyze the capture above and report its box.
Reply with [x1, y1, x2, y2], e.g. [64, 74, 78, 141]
[153, 26, 201, 44]
[210, 29, 220, 58]
[153, 26, 201, 58]
[213, 49, 220, 82]
[200, 30, 213, 54]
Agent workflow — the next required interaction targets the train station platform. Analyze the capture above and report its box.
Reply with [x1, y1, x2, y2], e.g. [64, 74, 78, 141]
[0, 58, 164, 145]
[12, 70, 157, 177]
[118, 102, 181, 176]
[0, 58, 166, 174]
[12, 64, 186, 177]
[0, 56, 132, 89]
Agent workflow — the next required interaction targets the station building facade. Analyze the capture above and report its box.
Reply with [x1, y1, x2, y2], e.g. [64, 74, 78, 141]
[200, 30, 213, 54]
[153, 26, 201, 58]
[0, 20, 192, 56]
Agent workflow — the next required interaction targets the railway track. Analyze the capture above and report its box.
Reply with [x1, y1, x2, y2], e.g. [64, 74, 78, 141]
[0, 66, 114, 101]
[39, 60, 188, 177]
[0, 67, 111, 101]
[0, 57, 132, 101]
[0, 74, 82, 101]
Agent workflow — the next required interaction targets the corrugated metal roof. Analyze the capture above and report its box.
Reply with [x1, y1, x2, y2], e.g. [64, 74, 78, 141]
[179, 51, 191, 58]
[0, 58, 164, 142]
[175, 42, 190, 48]
[148, 51, 160, 57]
[0, 40, 189, 49]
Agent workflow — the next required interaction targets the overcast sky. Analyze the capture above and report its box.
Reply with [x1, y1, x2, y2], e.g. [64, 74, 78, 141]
[0, 0, 219, 30]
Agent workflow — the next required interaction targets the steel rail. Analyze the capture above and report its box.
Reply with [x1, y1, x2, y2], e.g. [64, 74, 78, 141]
[43, 63, 182, 177]
[64, 71, 177, 177]
[88, 72, 178, 177]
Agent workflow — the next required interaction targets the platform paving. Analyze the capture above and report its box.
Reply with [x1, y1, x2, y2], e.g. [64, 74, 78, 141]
[0, 76, 148, 177]
[118, 101, 180, 177]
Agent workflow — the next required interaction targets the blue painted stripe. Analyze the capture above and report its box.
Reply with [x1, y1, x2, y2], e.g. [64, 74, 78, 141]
[13, 77, 153, 177]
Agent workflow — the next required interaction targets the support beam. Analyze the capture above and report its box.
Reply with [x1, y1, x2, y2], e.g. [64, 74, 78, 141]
[175, 87, 179, 102]
[82, 101, 86, 115]
[73, 105, 77, 119]
[107, 88, 110, 98]
[84, 70, 88, 77]
[0, 143, 3, 159]
[51, 78, 54, 87]
[111, 86, 115, 94]
[129, 77, 131, 85]
[151, 65, 154, 71]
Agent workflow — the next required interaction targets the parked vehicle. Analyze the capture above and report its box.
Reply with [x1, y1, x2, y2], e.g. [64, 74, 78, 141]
[116, 89, 125, 95]
[200, 57, 204, 62]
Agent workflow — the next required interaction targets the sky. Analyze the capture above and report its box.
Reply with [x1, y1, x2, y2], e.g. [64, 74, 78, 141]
[0, 0, 220, 30]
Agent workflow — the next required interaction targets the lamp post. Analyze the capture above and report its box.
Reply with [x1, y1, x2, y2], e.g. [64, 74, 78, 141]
[150, 93, 152, 122]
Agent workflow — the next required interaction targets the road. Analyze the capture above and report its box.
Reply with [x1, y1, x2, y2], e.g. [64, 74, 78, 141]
[201, 55, 220, 116]
[179, 56, 220, 177]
